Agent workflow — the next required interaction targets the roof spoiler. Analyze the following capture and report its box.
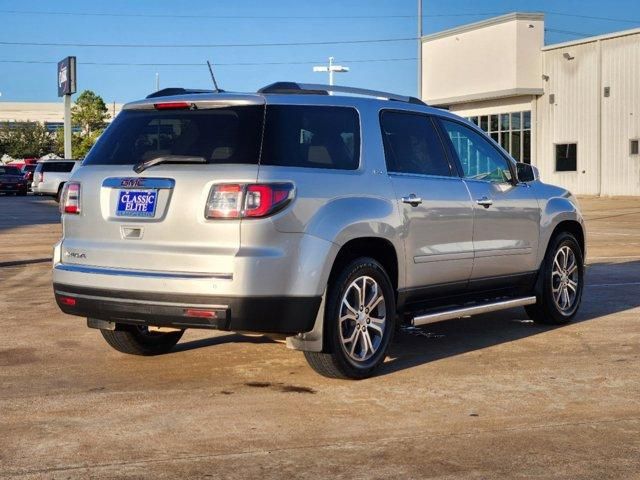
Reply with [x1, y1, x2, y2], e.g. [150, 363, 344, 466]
[146, 87, 221, 99]
[258, 82, 426, 106]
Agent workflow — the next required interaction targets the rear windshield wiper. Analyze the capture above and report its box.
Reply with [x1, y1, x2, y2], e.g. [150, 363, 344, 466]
[133, 155, 206, 174]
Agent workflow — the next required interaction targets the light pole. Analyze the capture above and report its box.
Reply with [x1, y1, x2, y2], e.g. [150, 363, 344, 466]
[313, 57, 349, 87]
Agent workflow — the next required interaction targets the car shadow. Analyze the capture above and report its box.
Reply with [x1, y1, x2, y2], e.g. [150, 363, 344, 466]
[377, 259, 640, 377]
[159, 259, 640, 375]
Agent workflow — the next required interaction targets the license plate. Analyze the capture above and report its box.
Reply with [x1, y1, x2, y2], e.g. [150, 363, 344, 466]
[116, 189, 158, 217]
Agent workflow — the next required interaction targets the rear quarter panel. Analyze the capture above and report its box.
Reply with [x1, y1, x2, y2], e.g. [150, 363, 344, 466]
[256, 98, 405, 294]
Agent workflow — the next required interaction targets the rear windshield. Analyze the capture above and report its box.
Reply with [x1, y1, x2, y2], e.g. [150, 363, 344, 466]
[84, 104, 360, 170]
[84, 107, 264, 166]
[0, 167, 21, 175]
[38, 162, 75, 172]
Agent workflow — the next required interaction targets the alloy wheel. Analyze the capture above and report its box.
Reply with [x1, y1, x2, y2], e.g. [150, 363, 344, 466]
[339, 275, 386, 363]
[551, 245, 579, 312]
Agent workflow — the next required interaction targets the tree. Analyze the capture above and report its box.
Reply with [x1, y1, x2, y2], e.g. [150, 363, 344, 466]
[0, 122, 53, 158]
[53, 128, 103, 159]
[71, 90, 109, 134]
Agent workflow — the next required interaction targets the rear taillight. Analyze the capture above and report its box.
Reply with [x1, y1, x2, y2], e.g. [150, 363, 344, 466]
[34, 171, 42, 183]
[205, 183, 294, 219]
[60, 182, 81, 214]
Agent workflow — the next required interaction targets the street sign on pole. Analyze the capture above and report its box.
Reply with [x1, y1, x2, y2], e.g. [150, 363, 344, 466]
[57, 57, 76, 97]
[57, 56, 76, 159]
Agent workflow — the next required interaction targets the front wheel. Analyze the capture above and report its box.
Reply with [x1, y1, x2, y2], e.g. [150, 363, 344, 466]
[304, 257, 396, 379]
[100, 325, 184, 355]
[526, 232, 584, 325]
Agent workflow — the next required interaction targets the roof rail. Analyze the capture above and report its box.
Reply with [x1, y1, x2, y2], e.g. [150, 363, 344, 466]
[258, 82, 426, 106]
[145, 87, 218, 99]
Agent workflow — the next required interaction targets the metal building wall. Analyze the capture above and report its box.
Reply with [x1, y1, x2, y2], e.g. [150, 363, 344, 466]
[601, 35, 640, 196]
[536, 43, 601, 195]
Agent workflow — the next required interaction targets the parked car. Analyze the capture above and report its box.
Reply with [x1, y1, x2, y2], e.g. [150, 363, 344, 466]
[52, 83, 586, 379]
[0, 165, 29, 195]
[32, 159, 79, 201]
[21, 164, 37, 190]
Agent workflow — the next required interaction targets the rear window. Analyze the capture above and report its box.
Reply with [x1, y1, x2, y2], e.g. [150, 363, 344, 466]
[84, 107, 264, 166]
[0, 167, 21, 175]
[83, 104, 360, 170]
[41, 162, 75, 172]
[261, 105, 360, 170]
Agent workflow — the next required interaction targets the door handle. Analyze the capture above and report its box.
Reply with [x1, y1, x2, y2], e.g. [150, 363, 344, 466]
[401, 194, 423, 207]
[476, 196, 493, 208]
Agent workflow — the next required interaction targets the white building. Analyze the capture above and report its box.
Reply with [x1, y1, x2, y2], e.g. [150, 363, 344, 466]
[0, 101, 122, 133]
[422, 12, 640, 196]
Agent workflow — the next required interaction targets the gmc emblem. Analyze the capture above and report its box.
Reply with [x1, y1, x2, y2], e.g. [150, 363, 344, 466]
[121, 178, 144, 188]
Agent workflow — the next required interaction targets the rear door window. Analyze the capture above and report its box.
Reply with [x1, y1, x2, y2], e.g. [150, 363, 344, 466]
[380, 110, 453, 177]
[83, 107, 264, 166]
[261, 105, 360, 170]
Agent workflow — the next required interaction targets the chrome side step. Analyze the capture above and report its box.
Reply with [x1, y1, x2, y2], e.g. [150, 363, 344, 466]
[411, 296, 537, 327]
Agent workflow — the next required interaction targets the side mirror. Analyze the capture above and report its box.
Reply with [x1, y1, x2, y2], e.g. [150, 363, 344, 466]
[516, 162, 538, 183]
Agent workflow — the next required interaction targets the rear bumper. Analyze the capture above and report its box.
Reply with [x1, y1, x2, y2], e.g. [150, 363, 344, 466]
[53, 283, 320, 334]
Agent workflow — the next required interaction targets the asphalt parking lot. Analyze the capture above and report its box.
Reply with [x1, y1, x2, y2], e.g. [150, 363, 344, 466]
[1, 194, 639, 479]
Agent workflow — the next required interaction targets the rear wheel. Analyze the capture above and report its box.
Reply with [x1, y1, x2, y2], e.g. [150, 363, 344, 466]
[100, 325, 184, 355]
[526, 232, 584, 325]
[304, 257, 395, 379]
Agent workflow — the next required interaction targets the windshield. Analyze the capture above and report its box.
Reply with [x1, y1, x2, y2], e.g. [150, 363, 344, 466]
[0, 167, 22, 175]
[83, 106, 264, 166]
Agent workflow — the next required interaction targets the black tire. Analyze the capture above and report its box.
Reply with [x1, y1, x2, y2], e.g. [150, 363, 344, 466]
[526, 232, 584, 325]
[18, 189, 27, 196]
[304, 257, 396, 379]
[100, 325, 184, 355]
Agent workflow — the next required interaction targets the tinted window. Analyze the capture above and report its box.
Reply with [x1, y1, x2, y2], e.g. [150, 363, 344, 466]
[261, 105, 360, 170]
[84, 107, 264, 166]
[380, 111, 451, 177]
[0, 167, 22, 175]
[43, 162, 75, 172]
[440, 119, 513, 184]
[555, 144, 577, 171]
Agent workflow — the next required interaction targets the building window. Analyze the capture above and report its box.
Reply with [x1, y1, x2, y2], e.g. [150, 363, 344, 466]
[466, 110, 531, 163]
[630, 139, 639, 155]
[555, 143, 577, 171]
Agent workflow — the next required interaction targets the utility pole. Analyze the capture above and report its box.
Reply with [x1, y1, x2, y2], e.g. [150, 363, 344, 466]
[417, 0, 423, 99]
[313, 56, 349, 88]
[155, 72, 160, 91]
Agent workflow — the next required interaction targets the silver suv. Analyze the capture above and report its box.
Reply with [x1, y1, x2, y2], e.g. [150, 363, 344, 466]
[53, 83, 585, 379]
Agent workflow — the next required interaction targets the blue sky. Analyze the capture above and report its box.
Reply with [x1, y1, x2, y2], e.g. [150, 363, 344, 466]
[1, 0, 639, 103]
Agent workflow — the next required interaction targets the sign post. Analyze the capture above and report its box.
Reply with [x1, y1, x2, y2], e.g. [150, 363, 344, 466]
[312, 56, 349, 92]
[57, 56, 76, 159]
